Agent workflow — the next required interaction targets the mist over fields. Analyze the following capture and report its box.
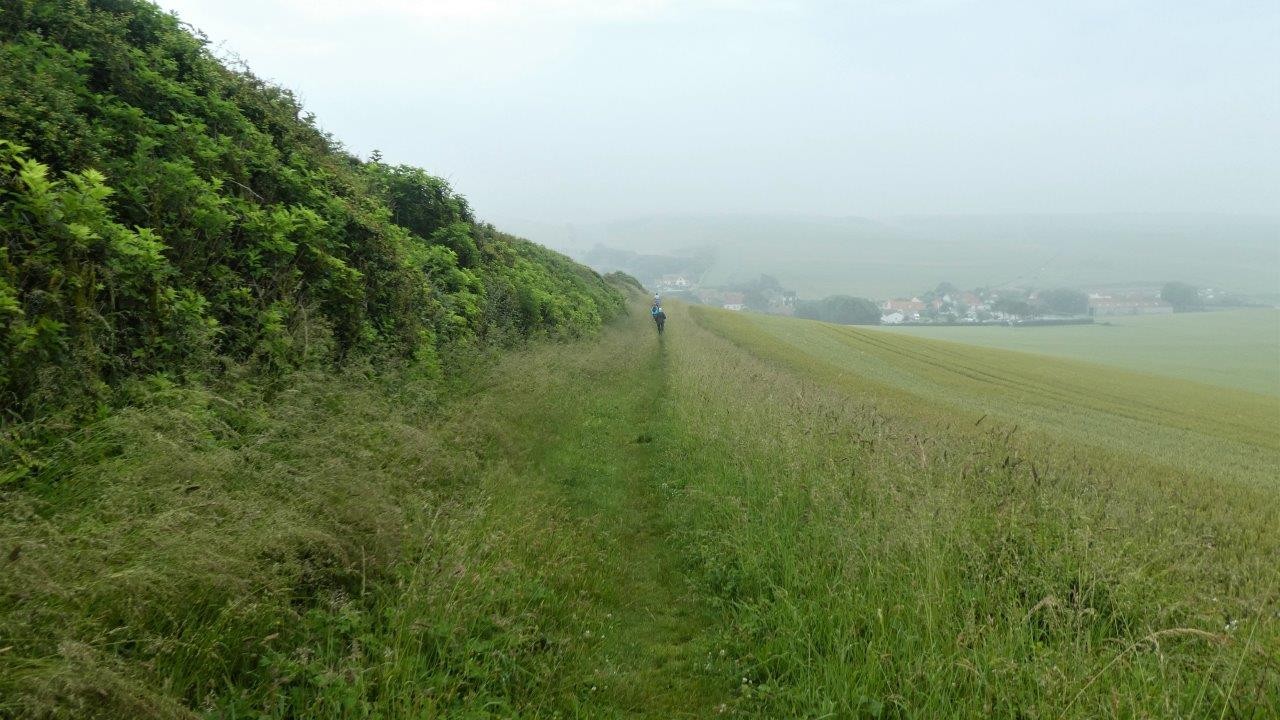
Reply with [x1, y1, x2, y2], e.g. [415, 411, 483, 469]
[508, 213, 1280, 300]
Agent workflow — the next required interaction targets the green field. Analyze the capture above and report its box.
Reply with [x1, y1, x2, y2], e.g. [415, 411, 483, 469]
[4, 296, 1277, 718]
[886, 309, 1280, 396]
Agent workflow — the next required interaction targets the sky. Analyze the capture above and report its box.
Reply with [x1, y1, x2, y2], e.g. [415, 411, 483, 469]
[159, 0, 1280, 226]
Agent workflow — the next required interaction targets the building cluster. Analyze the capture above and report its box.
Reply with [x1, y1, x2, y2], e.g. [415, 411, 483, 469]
[653, 272, 1209, 325]
[879, 290, 997, 324]
[689, 288, 797, 314]
[878, 285, 1184, 325]
[1086, 293, 1173, 316]
[654, 274, 692, 293]
[691, 289, 746, 311]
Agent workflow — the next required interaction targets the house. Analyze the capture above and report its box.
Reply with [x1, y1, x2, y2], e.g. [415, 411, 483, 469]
[769, 292, 797, 316]
[657, 274, 691, 292]
[1089, 295, 1174, 316]
[722, 292, 746, 311]
[881, 298, 926, 313]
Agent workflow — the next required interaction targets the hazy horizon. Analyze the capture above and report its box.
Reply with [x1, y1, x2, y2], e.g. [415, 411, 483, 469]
[161, 0, 1279, 228]
[505, 212, 1280, 298]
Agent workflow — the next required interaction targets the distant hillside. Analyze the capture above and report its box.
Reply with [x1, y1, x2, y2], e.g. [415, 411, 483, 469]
[508, 213, 1280, 299]
[0, 0, 621, 435]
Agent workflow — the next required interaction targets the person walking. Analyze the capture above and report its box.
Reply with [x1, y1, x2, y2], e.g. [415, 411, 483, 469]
[651, 304, 666, 334]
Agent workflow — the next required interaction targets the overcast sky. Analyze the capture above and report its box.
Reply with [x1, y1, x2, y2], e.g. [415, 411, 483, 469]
[159, 0, 1279, 225]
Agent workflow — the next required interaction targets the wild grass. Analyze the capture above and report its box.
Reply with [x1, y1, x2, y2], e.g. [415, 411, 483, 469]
[667, 305, 1278, 717]
[708, 311, 1279, 488]
[1, 304, 726, 719]
[0, 357, 577, 717]
[3, 297, 1276, 717]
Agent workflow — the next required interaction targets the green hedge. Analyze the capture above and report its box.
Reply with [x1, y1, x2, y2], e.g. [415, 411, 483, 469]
[0, 0, 622, 437]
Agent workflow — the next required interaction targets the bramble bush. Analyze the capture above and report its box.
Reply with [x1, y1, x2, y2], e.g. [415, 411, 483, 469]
[0, 0, 622, 472]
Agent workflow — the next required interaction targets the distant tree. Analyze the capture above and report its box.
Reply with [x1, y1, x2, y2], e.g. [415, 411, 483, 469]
[992, 297, 1033, 317]
[757, 274, 783, 292]
[744, 289, 771, 312]
[935, 281, 960, 298]
[728, 274, 783, 293]
[1161, 281, 1201, 311]
[1036, 288, 1089, 315]
[796, 295, 881, 325]
[732, 274, 788, 311]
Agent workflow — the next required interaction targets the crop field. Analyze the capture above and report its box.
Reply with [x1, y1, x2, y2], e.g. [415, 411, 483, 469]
[676, 306, 1279, 716]
[4, 296, 1277, 718]
[886, 308, 1280, 396]
[716, 312, 1280, 488]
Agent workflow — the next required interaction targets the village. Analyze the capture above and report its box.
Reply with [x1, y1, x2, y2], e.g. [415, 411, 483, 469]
[647, 272, 1244, 326]
[874, 285, 1174, 325]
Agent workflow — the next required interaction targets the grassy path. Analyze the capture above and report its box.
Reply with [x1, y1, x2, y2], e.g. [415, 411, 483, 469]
[467, 305, 724, 717]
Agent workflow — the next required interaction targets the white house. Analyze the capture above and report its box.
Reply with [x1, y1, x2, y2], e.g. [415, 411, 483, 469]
[657, 274, 691, 292]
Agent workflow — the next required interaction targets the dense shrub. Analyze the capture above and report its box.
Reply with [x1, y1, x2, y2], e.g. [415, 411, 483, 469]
[0, 0, 621, 444]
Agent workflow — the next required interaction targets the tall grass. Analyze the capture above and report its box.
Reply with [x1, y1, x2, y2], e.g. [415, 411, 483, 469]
[660, 305, 1278, 717]
[0, 351, 603, 718]
[3, 298, 1276, 717]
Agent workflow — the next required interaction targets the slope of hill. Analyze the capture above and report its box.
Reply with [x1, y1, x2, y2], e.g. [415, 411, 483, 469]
[887, 308, 1280, 396]
[0, 0, 621, 469]
[4, 297, 1276, 717]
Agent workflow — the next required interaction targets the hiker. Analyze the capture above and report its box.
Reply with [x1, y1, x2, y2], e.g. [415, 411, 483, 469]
[653, 293, 661, 308]
[651, 304, 666, 334]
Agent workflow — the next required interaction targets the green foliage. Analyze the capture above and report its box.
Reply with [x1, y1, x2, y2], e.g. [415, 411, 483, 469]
[602, 270, 647, 295]
[795, 294, 880, 324]
[0, 141, 215, 416]
[0, 0, 621, 442]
